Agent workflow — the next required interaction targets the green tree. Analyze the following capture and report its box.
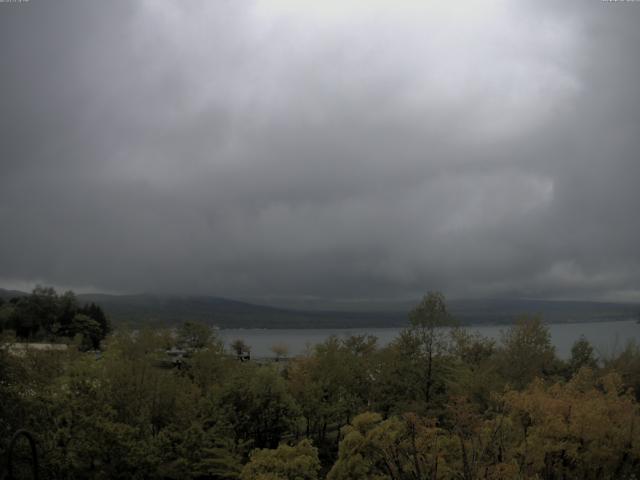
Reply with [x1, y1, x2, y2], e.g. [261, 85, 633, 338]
[568, 336, 598, 376]
[56, 290, 79, 336]
[217, 365, 300, 449]
[154, 424, 242, 479]
[407, 291, 456, 405]
[0, 301, 15, 333]
[186, 342, 232, 390]
[71, 313, 103, 350]
[448, 327, 501, 410]
[78, 301, 110, 340]
[177, 320, 218, 350]
[498, 315, 557, 389]
[327, 412, 457, 480]
[287, 335, 377, 454]
[241, 439, 321, 480]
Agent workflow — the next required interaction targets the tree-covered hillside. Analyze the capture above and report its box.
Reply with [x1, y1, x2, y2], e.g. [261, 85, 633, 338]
[2, 292, 640, 479]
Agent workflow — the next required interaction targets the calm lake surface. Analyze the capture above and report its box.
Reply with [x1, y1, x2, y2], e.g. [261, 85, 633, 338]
[220, 319, 640, 359]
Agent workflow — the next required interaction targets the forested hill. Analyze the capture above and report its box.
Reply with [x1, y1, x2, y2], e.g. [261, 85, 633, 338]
[1, 288, 638, 328]
[74, 293, 405, 329]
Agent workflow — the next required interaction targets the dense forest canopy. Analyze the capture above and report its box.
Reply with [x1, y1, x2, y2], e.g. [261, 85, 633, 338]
[2, 291, 640, 478]
[0, 286, 110, 350]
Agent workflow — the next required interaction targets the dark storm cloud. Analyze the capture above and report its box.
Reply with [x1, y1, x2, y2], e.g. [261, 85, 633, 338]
[1, 0, 639, 301]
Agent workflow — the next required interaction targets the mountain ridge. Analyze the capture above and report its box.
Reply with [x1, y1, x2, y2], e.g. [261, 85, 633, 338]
[1, 288, 638, 328]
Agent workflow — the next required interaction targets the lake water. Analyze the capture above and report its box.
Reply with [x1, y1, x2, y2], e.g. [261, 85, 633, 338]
[219, 320, 640, 359]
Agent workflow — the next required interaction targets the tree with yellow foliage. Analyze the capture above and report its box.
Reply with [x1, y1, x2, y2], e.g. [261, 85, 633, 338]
[504, 369, 640, 479]
[240, 439, 320, 480]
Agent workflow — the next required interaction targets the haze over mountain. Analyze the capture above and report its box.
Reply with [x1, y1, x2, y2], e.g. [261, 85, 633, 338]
[2, 288, 637, 329]
[1, 1, 639, 304]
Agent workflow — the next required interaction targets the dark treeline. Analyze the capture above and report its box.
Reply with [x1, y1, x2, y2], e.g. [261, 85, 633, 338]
[2, 292, 640, 479]
[0, 286, 110, 350]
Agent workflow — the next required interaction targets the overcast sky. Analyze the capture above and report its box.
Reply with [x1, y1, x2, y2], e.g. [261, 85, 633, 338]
[1, 0, 639, 302]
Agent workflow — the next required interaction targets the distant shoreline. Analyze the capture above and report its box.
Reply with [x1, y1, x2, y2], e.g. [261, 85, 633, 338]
[217, 316, 638, 331]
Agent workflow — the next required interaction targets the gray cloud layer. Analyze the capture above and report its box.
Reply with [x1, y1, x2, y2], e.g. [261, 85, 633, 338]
[1, 0, 639, 301]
